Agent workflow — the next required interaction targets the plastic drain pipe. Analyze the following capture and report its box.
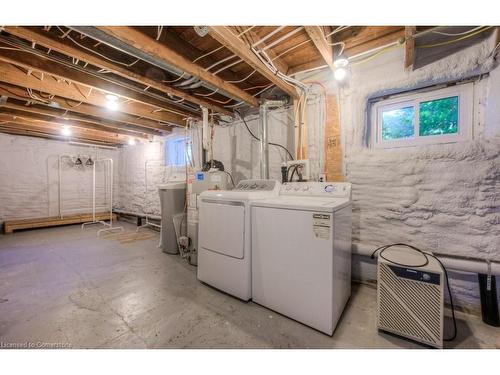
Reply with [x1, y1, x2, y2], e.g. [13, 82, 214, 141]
[352, 242, 500, 275]
[259, 100, 287, 179]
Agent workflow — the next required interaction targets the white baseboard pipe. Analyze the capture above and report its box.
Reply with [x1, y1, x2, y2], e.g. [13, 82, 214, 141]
[352, 242, 500, 276]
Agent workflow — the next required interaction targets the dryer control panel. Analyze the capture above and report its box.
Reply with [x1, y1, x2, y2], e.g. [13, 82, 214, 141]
[281, 182, 351, 198]
[235, 179, 279, 191]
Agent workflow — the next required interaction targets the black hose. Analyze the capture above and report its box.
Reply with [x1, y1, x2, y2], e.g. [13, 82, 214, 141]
[235, 109, 294, 161]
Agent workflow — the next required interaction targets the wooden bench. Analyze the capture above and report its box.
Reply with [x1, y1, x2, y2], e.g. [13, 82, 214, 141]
[3, 213, 117, 234]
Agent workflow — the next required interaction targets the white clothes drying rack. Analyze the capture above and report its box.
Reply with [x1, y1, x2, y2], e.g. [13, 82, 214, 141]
[81, 158, 123, 236]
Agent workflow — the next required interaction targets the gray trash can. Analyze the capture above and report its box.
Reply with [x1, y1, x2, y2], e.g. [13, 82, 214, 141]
[158, 182, 186, 254]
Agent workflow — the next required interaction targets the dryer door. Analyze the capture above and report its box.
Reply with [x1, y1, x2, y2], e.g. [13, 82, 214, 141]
[199, 200, 245, 259]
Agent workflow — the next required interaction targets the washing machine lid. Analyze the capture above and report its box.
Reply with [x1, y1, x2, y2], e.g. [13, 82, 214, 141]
[200, 179, 280, 202]
[200, 190, 277, 202]
[251, 196, 350, 212]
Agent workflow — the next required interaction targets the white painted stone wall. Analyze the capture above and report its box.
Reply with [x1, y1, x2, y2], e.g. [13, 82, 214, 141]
[114, 137, 186, 217]
[0, 133, 118, 225]
[300, 36, 500, 308]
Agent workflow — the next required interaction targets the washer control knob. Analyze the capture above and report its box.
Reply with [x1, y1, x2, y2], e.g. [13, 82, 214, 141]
[422, 273, 431, 281]
[324, 184, 334, 193]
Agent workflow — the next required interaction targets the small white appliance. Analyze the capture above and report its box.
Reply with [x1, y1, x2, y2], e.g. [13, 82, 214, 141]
[377, 246, 444, 348]
[251, 182, 352, 335]
[197, 179, 281, 300]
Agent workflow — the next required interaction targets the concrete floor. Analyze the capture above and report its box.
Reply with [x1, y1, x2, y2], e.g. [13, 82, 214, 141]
[0, 222, 499, 349]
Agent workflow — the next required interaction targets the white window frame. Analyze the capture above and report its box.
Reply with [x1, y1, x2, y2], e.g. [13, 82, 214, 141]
[371, 83, 473, 148]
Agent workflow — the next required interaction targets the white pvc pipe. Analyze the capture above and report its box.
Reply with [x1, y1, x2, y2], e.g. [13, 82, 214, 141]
[352, 242, 500, 276]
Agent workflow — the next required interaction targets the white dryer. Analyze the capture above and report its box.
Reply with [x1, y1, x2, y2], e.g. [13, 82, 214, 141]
[251, 182, 352, 335]
[197, 179, 280, 301]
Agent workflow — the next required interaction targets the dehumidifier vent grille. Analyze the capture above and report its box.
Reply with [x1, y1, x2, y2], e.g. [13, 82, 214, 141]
[377, 262, 443, 348]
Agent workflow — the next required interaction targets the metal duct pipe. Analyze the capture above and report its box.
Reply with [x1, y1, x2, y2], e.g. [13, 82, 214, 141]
[69, 26, 241, 106]
[352, 242, 500, 276]
[259, 99, 286, 179]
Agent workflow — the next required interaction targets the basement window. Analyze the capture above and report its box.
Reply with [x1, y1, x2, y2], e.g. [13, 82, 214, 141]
[165, 136, 191, 166]
[371, 83, 473, 148]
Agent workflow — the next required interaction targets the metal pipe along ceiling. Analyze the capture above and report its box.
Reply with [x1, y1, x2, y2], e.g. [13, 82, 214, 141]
[69, 26, 244, 105]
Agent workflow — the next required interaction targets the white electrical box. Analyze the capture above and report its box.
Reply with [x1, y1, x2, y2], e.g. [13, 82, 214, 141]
[377, 247, 445, 348]
[191, 171, 228, 194]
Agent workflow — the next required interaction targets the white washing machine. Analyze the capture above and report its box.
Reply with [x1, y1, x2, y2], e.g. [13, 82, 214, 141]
[251, 182, 352, 335]
[197, 179, 281, 301]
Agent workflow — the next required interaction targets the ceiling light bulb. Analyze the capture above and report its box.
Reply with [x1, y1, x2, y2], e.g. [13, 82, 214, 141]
[105, 94, 119, 111]
[128, 138, 136, 146]
[333, 55, 349, 68]
[105, 94, 119, 102]
[334, 67, 347, 81]
[106, 100, 119, 111]
[61, 125, 72, 137]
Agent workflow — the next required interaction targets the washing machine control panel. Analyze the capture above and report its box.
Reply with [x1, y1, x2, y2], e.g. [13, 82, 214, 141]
[281, 182, 351, 198]
[235, 179, 278, 191]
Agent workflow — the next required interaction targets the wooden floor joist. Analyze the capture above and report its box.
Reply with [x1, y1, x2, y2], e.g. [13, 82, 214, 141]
[3, 212, 117, 234]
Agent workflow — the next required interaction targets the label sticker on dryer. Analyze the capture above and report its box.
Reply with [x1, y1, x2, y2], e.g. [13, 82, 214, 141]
[312, 213, 331, 239]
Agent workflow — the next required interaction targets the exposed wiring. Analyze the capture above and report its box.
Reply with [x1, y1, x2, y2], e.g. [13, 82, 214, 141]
[350, 43, 402, 66]
[236, 109, 294, 160]
[431, 26, 485, 36]
[227, 70, 256, 83]
[219, 170, 235, 187]
[162, 72, 187, 84]
[325, 26, 350, 38]
[272, 39, 313, 61]
[244, 84, 272, 91]
[418, 26, 493, 48]
[56, 27, 140, 68]
[156, 26, 164, 41]
[194, 88, 219, 97]
[370, 243, 457, 342]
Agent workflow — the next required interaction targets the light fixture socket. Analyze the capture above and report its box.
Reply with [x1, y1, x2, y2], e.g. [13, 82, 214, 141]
[333, 55, 349, 69]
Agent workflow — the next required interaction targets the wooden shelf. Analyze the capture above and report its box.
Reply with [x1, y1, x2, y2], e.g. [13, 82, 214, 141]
[3, 212, 117, 234]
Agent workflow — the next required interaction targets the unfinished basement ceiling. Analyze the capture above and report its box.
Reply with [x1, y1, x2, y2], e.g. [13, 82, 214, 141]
[0, 26, 492, 146]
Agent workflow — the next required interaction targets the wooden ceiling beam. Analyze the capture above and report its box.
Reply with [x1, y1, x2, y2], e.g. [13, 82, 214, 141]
[0, 44, 190, 124]
[0, 103, 151, 139]
[208, 26, 299, 99]
[233, 26, 290, 75]
[95, 26, 259, 107]
[2, 26, 232, 116]
[0, 82, 170, 134]
[404, 26, 416, 70]
[304, 26, 335, 72]
[288, 29, 405, 75]
[0, 114, 129, 144]
[0, 60, 183, 126]
[0, 125, 118, 146]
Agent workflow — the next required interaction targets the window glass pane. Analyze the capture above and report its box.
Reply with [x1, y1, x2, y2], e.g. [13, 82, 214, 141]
[166, 137, 189, 166]
[419, 96, 458, 136]
[381, 106, 415, 140]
